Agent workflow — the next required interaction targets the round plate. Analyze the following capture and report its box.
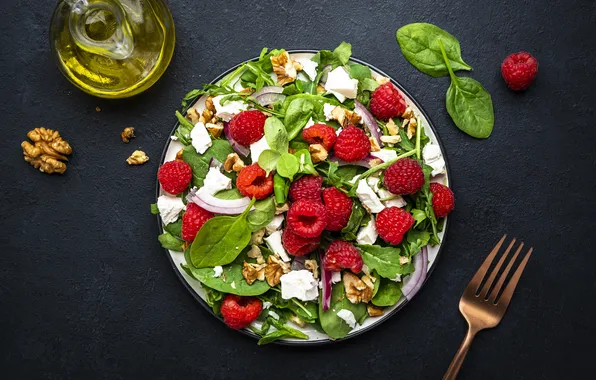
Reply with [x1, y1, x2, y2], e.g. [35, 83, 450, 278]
[156, 51, 450, 345]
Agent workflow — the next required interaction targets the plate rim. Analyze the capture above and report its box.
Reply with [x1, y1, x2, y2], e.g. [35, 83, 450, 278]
[156, 49, 451, 346]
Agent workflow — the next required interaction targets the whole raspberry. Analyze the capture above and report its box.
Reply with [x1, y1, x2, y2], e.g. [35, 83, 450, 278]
[383, 158, 425, 195]
[228, 110, 267, 146]
[333, 126, 371, 162]
[322, 187, 353, 231]
[181, 203, 214, 241]
[302, 124, 337, 151]
[375, 207, 414, 245]
[287, 199, 328, 238]
[158, 161, 192, 195]
[369, 82, 406, 120]
[288, 175, 323, 202]
[220, 294, 262, 330]
[501, 52, 538, 91]
[323, 240, 363, 273]
[430, 182, 455, 218]
[282, 227, 320, 256]
[236, 163, 273, 200]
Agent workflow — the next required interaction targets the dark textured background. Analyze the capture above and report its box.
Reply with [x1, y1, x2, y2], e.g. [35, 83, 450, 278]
[1, 0, 595, 378]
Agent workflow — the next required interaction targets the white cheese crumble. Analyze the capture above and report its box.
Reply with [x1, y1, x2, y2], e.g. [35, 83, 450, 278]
[295, 57, 318, 81]
[213, 266, 223, 278]
[389, 274, 402, 282]
[370, 148, 398, 163]
[230, 281, 237, 289]
[324, 67, 358, 102]
[324, 103, 336, 121]
[157, 195, 186, 224]
[203, 167, 232, 195]
[280, 270, 319, 301]
[265, 215, 284, 235]
[366, 176, 380, 192]
[303, 117, 316, 130]
[331, 271, 342, 284]
[264, 230, 291, 262]
[262, 301, 272, 309]
[268, 310, 280, 320]
[422, 143, 446, 177]
[377, 188, 407, 208]
[190, 122, 212, 154]
[356, 216, 378, 245]
[170, 135, 178, 141]
[212, 95, 248, 122]
[249, 136, 271, 164]
[336, 309, 357, 329]
[356, 180, 385, 213]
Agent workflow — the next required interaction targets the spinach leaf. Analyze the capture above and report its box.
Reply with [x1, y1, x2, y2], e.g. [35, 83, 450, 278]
[445, 76, 494, 138]
[164, 219, 183, 237]
[341, 201, 367, 241]
[247, 197, 275, 232]
[273, 173, 290, 205]
[284, 99, 315, 140]
[396, 23, 472, 77]
[372, 278, 402, 307]
[203, 286, 224, 315]
[294, 149, 318, 175]
[158, 232, 184, 251]
[357, 244, 415, 279]
[259, 290, 318, 323]
[264, 117, 289, 153]
[214, 188, 244, 200]
[276, 153, 299, 180]
[349, 63, 372, 81]
[333, 41, 352, 65]
[319, 281, 367, 339]
[311, 41, 352, 69]
[257, 149, 281, 175]
[190, 202, 253, 268]
[257, 318, 309, 345]
[182, 141, 234, 187]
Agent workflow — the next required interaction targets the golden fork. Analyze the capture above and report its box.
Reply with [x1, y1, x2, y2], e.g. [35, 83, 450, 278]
[443, 235, 533, 380]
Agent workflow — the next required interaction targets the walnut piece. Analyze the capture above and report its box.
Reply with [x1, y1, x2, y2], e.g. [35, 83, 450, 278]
[265, 255, 290, 287]
[250, 229, 266, 245]
[399, 256, 410, 265]
[316, 84, 326, 94]
[304, 259, 319, 280]
[402, 106, 414, 120]
[331, 106, 361, 127]
[247, 245, 265, 264]
[367, 304, 385, 317]
[375, 75, 390, 85]
[126, 150, 149, 165]
[369, 158, 383, 167]
[224, 152, 246, 173]
[343, 272, 374, 304]
[242, 261, 266, 285]
[271, 51, 298, 86]
[176, 148, 184, 161]
[407, 118, 417, 139]
[386, 118, 398, 136]
[22, 127, 72, 175]
[289, 315, 306, 328]
[206, 122, 224, 138]
[275, 203, 289, 215]
[199, 97, 219, 125]
[186, 108, 201, 124]
[121, 127, 135, 143]
[369, 137, 381, 152]
[309, 143, 328, 163]
[380, 135, 402, 146]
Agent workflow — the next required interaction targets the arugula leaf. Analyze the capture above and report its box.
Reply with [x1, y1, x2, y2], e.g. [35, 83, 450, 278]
[276, 153, 299, 180]
[247, 197, 276, 232]
[150, 203, 159, 215]
[164, 219, 183, 237]
[257, 149, 281, 175]
[311, 42, 352, 70]
[333, 42, 352, 65]
[319, 281, 366, 339]
[348, 63, 372, 81]
[257, 318, 309, 345]
[158, 232, 184, 251]
[174, 110, 195, 145]
[284, 98, 315, 140]
[357, 244, 415, 279]
[273, 173, 290, 205]
[182, 141, 234, 188]
[341, 201, 367, 241]
[372, 279, 402, 307]
[264, 117, 289, 153]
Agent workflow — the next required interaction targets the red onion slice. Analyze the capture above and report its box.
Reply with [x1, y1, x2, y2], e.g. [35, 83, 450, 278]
[255, 93, 286, 107]
[291, 256, 307, 271]
[252, 85, 284, 99]
[223, 122, 249, 157]
[329, 154, 383, 168]
[319, 250, 332, 311]
[209, 157, 223, 170]
[354, 100, 383, 148]
[187, 187, 251, 215]
[401, 246, 428, 300]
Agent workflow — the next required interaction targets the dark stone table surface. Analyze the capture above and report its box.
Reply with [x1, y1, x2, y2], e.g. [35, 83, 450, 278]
[1, 0, 595, 378]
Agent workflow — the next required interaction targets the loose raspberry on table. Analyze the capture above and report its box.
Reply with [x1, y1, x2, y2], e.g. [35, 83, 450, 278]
[333, 126, 371, 162]
[236, 163, 273, 200]
[282, 227, 320, 256]
[286, 199, 328, 238]
[228, 110, 267, 146]
[501, 52, 538, 91]
[323, 240, 363, 273]
[375, 207, 414, 245]
[383, 158, 425, 195]
[220, 294, 262, 330]
[369, 82, 406, 120]
[430, 182, 455, 218]
[288, 175, 323, 202]
[322, 187, 353, 231]
[181, 202, 214, 241]
[302, 124, 337, 151]
[158, 160, 192, 195]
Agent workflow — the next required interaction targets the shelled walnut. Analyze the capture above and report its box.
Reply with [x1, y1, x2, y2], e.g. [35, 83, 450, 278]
[21, 127, 72, 174]
[270, 51, 298, 85]
[265, 255, 290, 287]
[126, 150, 149, 165]
[121, 127, 135, 143]
[343, 272, 374, 304]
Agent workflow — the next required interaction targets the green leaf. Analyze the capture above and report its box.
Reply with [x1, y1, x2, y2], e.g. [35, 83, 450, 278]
[158, 232, 184, 251]
[182, 141, 234, 188]
[150, 203, 159, 215]
[293, 149, 318, 175]
[258, 149, 281, 175]
[372, 279, 402, 307]
[264, 117, 289, 153]
[276, 153, 299, 180]
[164, 219, 183, 237]
[398, 127, 415, 151]
[411, 208, 427, 226]
[396, 23, 472, 77]
[445, 76, 494, 138]
[257, 318, 309, 345]
[349, 63, 372, 81]
[214, 188, 244, 200]
[273, 173, 290, 205]
[359, 78, 379, 92]
[341, 201, 367, 241]
[357, 245, 415, 279]
[319, 281, 367, 339]
[259, 290, 318, 323]
[247, 197, 276, 232]
[333, 41, 352, 65]
[284, 99, 315, 141]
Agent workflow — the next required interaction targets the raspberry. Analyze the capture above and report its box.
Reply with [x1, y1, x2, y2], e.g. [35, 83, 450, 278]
[302, 124, 337, 151]
[430, 182, 455, 218]
[501, 52, 538, 91]
[181, 203, 214, 241]
[157, 161, 192, 195]
[236, 163, 273, 200]
[286, 199, 328, 238]
[228, 110, 267, 146]
[369, 83, 406, 120]
[288, 175, 323, 202]
[282, 227, 320, 256]
[375, 207, 414, 245]
[323, 240, 363, 273]
[322, 187, 353, 231]
[383, 158, 425, 195]
[220, 294, 262, 330]
[333, 126, 371, 162]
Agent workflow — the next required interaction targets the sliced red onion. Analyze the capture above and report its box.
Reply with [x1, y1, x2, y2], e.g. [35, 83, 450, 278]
[355, 100, 383, 148]
[223, 122, 249, 157]
[319, 250, 332, 311]
[187, 187, 251, 215]
[209, 157, 223, 170]
[401, 246, 428, 300]
[329, 154, 383, 168]
[291, 256, 307, 271]
[252, 85, 283, 99]
[320, 65, 332, 84]
[255, 93, 286, 107]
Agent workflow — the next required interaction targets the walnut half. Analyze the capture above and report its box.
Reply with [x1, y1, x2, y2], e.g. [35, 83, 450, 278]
[265, 255, 290, 287]
[121, 127, 135, 143]
[242, 262, 266, 285]
[343, 272, 374, 304]
[22, 127, 72, 174]
[309, 144, 328, 163]
[270, 51, 297, 86]
[224, 153, 246, 173]
[126, 150, 149, 165]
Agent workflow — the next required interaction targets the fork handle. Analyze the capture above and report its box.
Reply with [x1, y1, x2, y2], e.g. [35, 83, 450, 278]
[443, 327, 477, 380]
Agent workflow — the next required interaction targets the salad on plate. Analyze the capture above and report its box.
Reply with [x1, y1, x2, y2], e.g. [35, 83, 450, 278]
[152, 42, 455, 344]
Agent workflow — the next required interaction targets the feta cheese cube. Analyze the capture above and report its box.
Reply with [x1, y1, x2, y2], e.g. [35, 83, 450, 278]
[423, 143, 446, 177]
[366, 176, 381, 192]
[265, 215, 284, 235]
[356, 216, 378, 245]
[157, 195, 186, 225]
[377, 189, 407, 208]
[295, 57, 318, 81]
[331, 271, 342, 284]
[213, 266, 223, 278]
[264, 230, 291, 262]
[250, 136, 271, 164]
[280, 270, 319, 301]
[324, 103, 336, 121]
[170, 135, 178, 141]
[303, 117, 316, 130]
[268, 310, 280, 320]
[212, 95, 248, 122]
[336, 309, 357, 329]
[262, 301, 272, 309]
[203, 167, 232, 195]
[356, 180, 385, 213]
[324, 67, 358, 102]
[190, 122, 212, 154]
[370, 148, 398, 163]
